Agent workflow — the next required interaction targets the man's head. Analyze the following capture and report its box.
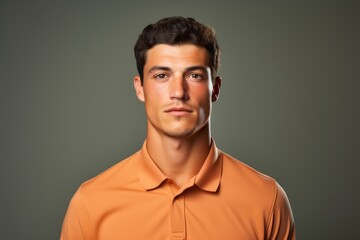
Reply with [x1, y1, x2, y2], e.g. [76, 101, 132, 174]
[134, 16, 220, 84]
[133, 16, 221, 139]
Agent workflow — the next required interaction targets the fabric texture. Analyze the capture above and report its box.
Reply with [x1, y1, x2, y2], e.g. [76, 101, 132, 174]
[61, 140, 295, 240]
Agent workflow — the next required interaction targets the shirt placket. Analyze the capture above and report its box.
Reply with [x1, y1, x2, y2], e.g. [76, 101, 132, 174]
[167, 180, 186, 240]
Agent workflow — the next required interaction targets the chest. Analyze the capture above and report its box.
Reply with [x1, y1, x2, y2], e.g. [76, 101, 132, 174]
[92, 187, 268, 240]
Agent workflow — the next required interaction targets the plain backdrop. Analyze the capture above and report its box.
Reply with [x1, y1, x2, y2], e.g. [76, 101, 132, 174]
[1, 0, 359, 239]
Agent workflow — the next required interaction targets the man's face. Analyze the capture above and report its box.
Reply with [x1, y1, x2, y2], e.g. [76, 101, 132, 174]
[134, 44, 220, 139]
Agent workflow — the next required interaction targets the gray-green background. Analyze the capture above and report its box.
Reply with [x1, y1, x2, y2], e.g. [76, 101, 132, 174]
[1, 0, 359, 239]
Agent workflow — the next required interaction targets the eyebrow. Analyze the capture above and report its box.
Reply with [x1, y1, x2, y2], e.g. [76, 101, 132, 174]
[186, 66, 208, 72]
[148, 66, 171, 73]
[148, 65, 208, 73]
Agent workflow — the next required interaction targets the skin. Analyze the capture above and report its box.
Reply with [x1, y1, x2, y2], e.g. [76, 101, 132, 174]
[134, 44, 221, 187]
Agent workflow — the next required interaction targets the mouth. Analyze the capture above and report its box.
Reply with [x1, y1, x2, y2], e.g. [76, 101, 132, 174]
[164, 107, 193, 116]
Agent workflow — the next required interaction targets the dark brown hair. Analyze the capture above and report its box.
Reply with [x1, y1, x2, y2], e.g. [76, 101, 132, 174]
[134, 16, 220, 84]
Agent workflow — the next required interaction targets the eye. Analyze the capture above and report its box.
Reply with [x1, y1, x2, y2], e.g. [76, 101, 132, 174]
[154, 73, 168, 80]
[187, 73, 205, 81]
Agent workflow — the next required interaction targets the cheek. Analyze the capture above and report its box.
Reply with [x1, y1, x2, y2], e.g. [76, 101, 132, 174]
[192, 85, 212, 104]
[143, 86, 168, 120]
[192, 87, 212, 116]
[143, 84, 165, 104]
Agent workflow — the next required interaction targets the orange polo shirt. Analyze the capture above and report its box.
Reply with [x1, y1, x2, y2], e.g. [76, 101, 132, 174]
[61, 140, 295, 240]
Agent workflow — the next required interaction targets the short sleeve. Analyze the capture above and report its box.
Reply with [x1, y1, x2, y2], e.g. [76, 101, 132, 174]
[60, 187, 95, 240]
[266, 182, 296, 240]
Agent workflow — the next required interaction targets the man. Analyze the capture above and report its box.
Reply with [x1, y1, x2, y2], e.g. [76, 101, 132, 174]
[61, 16, 295, 239]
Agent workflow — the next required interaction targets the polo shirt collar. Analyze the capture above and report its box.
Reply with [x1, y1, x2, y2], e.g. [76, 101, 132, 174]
[194, 140, 222, 192]
[137, 140, 167, 190]
[136, 139, 222, 192]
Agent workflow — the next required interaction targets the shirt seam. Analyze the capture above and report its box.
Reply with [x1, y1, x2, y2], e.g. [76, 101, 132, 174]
[78, 185, 96, 240]
[265, 179, 278, 235]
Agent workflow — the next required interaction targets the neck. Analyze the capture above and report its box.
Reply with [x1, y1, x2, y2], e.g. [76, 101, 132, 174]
[146, 124, 212, 187]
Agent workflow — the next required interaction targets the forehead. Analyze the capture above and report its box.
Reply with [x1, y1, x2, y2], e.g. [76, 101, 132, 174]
[144, 44, 210, 69]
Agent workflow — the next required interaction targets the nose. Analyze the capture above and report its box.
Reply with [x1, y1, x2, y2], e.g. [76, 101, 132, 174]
[169, 75, 189, 101]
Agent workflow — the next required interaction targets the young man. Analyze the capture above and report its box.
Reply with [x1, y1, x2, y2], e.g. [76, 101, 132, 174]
[61, 16, 295, 239]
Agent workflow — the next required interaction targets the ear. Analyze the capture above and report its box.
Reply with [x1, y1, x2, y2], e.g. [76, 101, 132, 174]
[134, 76, 145, 102]
[211, 76, 222, 102]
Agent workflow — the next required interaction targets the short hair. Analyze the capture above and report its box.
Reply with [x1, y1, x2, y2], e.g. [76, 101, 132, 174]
[134, 16, 220, 84]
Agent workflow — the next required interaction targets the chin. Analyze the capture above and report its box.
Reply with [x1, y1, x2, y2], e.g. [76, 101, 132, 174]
[164, 128, 196, 138]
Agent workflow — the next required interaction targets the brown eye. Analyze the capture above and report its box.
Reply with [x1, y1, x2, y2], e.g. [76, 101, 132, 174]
[154, 73, 167, 80]
[187, 73, 204, 81]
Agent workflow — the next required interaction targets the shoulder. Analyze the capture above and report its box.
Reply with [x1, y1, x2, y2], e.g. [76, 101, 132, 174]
[219, 151, 285, 211]
[61, 151, 143, 239]
[219, 151, 295, 237]
[78, 150, 141, 195]
[221, 151, 277, 190]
